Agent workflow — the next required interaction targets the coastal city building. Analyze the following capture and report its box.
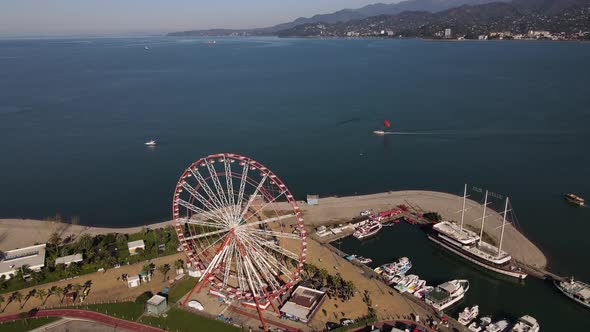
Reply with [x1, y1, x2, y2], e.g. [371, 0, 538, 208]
[444, 28, 452, 39]
[127, 240, 145, 255]
[0, 244, 46, 280]
[55, 253, 83, 266]
[279, 286, 326, 323]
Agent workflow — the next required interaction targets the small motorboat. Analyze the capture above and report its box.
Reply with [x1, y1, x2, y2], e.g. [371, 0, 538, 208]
[413, 285, 433, 299]
[564, 193, 584, 206]
[145, 140, 157, 146]
[373, 130, 385, 135]
[355, 256, 373, 264]
[485, 319, 509, 332]
[469, 316, 492, 332]
[458, 305, 479, 325]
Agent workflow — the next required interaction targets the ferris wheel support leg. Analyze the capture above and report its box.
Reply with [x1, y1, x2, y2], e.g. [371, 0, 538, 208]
[253, 296, 268, 332]
[181, 279, 203, 307]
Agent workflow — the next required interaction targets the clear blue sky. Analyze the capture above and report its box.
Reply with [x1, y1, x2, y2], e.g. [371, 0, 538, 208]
[0, 0, 395, 36]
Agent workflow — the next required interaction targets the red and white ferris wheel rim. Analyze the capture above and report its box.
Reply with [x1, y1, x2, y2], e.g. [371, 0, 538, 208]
[173, 153, 306, 303]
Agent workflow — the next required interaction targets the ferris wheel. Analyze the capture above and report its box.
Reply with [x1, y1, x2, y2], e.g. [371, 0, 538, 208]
[173, 153, 306, 327]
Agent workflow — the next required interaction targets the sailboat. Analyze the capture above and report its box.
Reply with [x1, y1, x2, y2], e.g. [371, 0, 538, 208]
[427, 185, 528, 279]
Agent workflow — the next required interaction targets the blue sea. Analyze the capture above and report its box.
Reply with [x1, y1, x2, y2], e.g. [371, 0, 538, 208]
[1, 37, 589, 329]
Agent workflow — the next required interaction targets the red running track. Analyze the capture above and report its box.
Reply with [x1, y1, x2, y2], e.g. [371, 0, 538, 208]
[0, 309, 164, 332]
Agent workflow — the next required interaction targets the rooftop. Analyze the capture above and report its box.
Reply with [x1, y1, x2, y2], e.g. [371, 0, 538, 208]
[55, 253, 83, 265]
[0, 244, 46, 275]
[280, 286, 326, 322]
[127, 240, 145, 249]
[147, 294, 167, 306]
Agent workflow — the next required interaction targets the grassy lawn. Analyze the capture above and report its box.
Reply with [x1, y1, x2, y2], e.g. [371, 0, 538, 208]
[0, 317, 60, 332]
[76, 301, 145, 321]
[168, 277, 197, 303]
[140, 307, 239, 332]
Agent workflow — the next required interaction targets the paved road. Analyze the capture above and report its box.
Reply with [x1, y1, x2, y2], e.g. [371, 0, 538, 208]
[0, 309, 164, 332]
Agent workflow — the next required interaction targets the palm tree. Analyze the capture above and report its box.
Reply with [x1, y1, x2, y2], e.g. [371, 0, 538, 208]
[158, 264, 171, 281]
[76, 233, 93, 253]
[319, 269, 329, 285]
[47, 286, 60, 305]
[173, 259, 183, 272]
[48, 231, 62, 252]
[12, 291, 23, 310]
[35, 289, 47, 306]
[54, 286, 66, 304]
[345, 280, 355, 299]
[141, 264, 151, 276]
[72, 283, 82, 294]
[0, 295, 5, 313]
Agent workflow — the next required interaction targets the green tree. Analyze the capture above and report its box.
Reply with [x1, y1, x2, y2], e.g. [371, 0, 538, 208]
[158, 264, 171, 281]
[12, 291, 23, 309]
[173, 259, 183, 272]
[319, 268, 329, 285]
[141, 264, 151, 276]
[66, 263, 80, 277]
[345, 280, 355, 299]
[35, 289, 47, 306]
[48, 231, 62, 252]
[0, 295, 5, 313]
[77, 234, 94, 253]
[72, 283, 83, 294]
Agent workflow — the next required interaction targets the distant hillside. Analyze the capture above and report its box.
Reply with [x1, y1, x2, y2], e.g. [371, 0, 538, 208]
[168, 0, 504, 36]
[276, 0, 590, 39]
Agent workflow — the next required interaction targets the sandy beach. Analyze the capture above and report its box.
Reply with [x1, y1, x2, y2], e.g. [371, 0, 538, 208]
[0, 190, 546, 268]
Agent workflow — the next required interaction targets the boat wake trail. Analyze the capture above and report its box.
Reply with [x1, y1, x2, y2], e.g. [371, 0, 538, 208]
[382, 131, 436, 135]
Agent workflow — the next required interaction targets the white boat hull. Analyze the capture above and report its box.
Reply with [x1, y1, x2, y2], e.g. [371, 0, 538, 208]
[428, 235, 527, 279]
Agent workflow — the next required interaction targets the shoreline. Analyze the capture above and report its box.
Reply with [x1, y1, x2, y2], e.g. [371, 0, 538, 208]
[0, 190, 547, 268]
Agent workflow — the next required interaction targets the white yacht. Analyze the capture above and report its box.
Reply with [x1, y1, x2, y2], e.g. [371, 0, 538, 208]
[458, 305, 479, 325]
[407, 279, 426, 294]
[425, 279, 469, 311]
[145, 140, 157, 146]
[413, 285, 433, 299]
[486, 319, 510, 332]
[510, 315, 540, 332]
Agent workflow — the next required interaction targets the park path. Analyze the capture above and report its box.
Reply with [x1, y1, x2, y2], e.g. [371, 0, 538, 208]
[0, 309, 164, 332]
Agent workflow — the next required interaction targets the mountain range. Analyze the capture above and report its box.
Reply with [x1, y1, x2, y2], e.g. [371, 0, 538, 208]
[276, 0, 590, 38]
[168, 0, 507, 36]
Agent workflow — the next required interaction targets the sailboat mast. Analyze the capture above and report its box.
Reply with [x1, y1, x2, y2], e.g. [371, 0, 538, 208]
[460, 184, 467, 232]
[479, 190, 488, 245]
[498, 197, 509, 256]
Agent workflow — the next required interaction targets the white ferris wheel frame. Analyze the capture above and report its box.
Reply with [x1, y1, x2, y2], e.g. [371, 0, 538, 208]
[173, 153, 307, 316]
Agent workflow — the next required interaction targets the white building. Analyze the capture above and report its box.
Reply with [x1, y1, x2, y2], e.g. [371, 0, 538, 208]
[55, 253, 83, 266]
[127, 275, 141, 288]
[127, 240, 145, 255]
[444, 28, 452, 39]
[0, 244, 46, 280]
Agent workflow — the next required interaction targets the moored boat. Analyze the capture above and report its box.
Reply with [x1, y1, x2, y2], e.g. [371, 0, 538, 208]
[425, 279, 469, 311]
[458, 305, 480, 325]
[485, 319, 509, 332]
[353, 221, 382, 239]
[413, 285, 433, 299]
[382, 257, 412, 275]
[428, 186, 527, 279]
[554, 277, 590, 309]
[394, 274, 419, 293]
[510, 315, 540, 332]
[469, 316, 492, 332]
[145, 139, 157, 146]
[355, 256, 373, 264]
